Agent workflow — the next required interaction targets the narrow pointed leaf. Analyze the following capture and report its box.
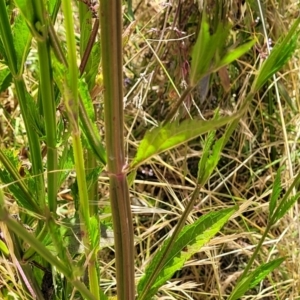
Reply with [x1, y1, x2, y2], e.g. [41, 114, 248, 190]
[12, 14, 31, 74]
[269, 168, 282, 216]
[131, 113, 242, 169]
[137, 207, 237, 300]
[252, 19, 300, 92]
[215, 39, 256, 71]
[272, 193, 299, 224]
[190, 15, 230, 85]
[229, 257, 285, 300]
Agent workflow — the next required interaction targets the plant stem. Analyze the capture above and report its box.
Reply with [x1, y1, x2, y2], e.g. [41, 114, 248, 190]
[61, 2, 100, 298]
[35, 25, 58, 213]
[79, 2, 99, 216]
[99, 1, 135, 298]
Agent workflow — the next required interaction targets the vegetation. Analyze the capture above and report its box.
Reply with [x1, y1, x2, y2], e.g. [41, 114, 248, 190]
[0, 0, 299, 299]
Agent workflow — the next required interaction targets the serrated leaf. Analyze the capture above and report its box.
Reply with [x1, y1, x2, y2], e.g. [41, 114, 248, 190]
[26, 92, 46, 138]
[78, 78, 95, 121]
[12, 13, 31, 74]
[58, 145, 73, 186]
[137, 207, 237, 300]
[229, 257, 285, 300]
[197, 129, 216, 176]
[131, 113, 242, 169]
[252, 19, 300, 92]
[13, 0, 36, 36]
[272, 193, 299, 224]
[198, 116, 239, 185]
[198, 135, 223, 185]
[79, 10, 92, 55]
[85, 41, 101, 90]
[269, 168, 282, 216]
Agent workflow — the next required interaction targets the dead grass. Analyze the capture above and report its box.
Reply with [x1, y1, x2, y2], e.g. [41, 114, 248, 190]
[120, 0, 300, 299]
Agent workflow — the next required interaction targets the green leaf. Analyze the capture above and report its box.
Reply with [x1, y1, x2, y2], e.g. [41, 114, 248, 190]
[0, 39, 6, 62]
[271, 193, 299, 224]
[78, 77, 95, 121]
[198, 135, 223, 185]
[252, 19, 300, 92]
[214, 39, 256, 71]
[127, 169, 137, 187]
[137, 207, 237, 300]
[269, 168, 282, 216]
[229, 257, 285, 300]
[0, 67, 12, 93]
[0, 149, 39, 212]
[197, 114, 240, 185]
[12, 13, 31, 74]
[0, 239, 9, 257]
[89, 215, 100, 250]
[13, 0, 37, 37]
[85, 41, 101, 90]
[26, 92, 46, 138]
[131, 113, 242, 169]
[190, 15, 230, 85]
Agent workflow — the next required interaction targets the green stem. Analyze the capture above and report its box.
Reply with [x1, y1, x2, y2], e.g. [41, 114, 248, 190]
[48, 7, 106, 166]
[79, 1, 99, 217]
[33, 0, 58, 213]
[61, 3, 100, 298]
[100, 1, 135, 298]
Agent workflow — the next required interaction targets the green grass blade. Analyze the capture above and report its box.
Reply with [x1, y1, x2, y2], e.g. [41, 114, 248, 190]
[137, 207, 237, 300]
[229, 257, 285, 300]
